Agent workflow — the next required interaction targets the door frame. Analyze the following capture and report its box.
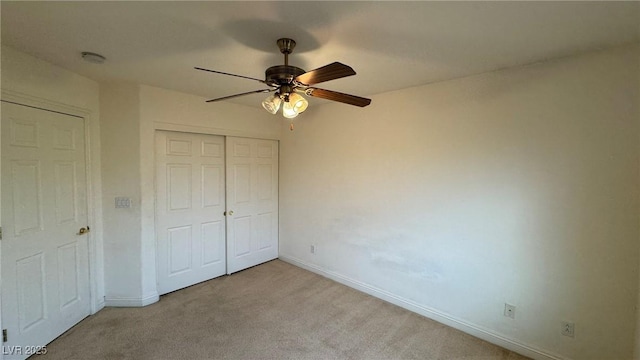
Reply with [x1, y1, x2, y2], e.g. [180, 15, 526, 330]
[1, 89, 102, 316]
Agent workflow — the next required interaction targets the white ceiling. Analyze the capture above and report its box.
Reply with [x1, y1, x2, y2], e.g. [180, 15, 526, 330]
[2, 1, 639, 107]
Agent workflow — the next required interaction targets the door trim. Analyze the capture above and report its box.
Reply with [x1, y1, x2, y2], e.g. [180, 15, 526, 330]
[1, 89, 103, 315]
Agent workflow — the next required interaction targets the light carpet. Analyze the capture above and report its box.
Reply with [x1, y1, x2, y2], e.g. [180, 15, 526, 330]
[41, 260, 530, 360]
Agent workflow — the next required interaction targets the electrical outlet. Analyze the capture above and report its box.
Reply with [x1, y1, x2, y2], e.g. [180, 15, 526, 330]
[504, 303, 516, 319]
[310, 245, 316, 254]
[561, 321, 575, 338]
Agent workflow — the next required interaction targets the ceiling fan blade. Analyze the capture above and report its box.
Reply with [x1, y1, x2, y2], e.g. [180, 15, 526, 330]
[295, 62, 356, 86]
[195, 67, 269, 85]
[205, 89, 273, 103]
[305, 88, 371, 107]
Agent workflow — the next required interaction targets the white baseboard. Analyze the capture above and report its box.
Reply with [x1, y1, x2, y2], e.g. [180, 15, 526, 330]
[93, 300, 105, 314]
[279, 255, 568, 360]
[104, 292, 159, 307]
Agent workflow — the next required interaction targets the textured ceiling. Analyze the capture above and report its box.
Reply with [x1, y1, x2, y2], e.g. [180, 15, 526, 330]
[2, 1, 639, 107]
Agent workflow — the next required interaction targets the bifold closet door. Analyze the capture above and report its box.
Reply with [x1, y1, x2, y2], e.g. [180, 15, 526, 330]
[155, 131, 226, 295]
[225, 137, 279, 274]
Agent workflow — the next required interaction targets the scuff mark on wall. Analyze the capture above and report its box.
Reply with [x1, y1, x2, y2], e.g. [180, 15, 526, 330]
[369, 249, 444, 281]
[326, 210, 445, 282]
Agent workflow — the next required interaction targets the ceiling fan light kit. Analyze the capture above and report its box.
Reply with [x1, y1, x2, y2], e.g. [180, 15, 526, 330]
[196, 38, 371, 121]
[261, 94, 282, 115]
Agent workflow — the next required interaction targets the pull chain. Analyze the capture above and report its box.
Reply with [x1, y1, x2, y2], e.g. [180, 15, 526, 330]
[290, 122, 294, 131]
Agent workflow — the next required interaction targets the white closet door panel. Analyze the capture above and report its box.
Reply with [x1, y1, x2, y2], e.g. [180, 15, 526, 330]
[226, 137, 278, 274]
[155, 131, 226, 295]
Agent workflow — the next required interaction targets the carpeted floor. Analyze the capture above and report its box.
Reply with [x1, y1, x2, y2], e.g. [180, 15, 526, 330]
[40, 260, 530, 360]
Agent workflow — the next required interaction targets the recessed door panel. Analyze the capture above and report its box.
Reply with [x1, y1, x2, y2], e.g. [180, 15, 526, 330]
[168, 164, 192, 211]
[233, 142, 250, 157]
[234, 165, 251, 204]
[16, 253, 46, 332]
[168, 226, 192, 275]
[258, 164, 273, 201]
[12, 160, 43, 235]
[57, 242, 80, 309]
[257, 213, 273, 250]
[257, 144, 272, 158]
[54, 162, 77, 224]
[233, 216, 252, 257]
[201, 221, 224, 266]
[202, 165, 222, 207]
[53, 126, 75, 150]
[201, 141, 222, 157]
[11, 118, 39, 148]
[167, 138, 191, 156]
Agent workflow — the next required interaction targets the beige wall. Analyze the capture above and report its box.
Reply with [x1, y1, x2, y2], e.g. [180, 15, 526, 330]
[279, 44, 640, 360]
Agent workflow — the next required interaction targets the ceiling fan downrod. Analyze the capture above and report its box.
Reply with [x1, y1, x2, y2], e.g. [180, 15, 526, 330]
[277, 38, 296, 66]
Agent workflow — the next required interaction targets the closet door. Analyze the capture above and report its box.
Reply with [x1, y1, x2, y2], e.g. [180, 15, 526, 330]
[155, 131, 226, 295]
[226, 137, 278, 274]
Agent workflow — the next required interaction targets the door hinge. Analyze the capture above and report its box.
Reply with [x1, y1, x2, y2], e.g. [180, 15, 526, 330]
[3, 329, 7, 342]
[0, 226, 3, 240]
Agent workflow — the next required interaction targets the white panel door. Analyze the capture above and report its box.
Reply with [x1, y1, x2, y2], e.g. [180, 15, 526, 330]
[226, 137, 278, 274]
[155, 131, 226, 295]
[1, 102, 91, 359]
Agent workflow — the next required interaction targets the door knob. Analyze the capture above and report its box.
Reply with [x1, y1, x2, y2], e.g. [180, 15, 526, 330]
[77, 226, 90, 235]
[228, 210, 234, 216]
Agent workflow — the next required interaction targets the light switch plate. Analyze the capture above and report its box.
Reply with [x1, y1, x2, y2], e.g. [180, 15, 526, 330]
[115, 197, 131, 208]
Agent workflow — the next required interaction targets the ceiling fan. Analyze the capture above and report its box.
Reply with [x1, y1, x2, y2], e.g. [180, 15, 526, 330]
[195, 38, 371, 119]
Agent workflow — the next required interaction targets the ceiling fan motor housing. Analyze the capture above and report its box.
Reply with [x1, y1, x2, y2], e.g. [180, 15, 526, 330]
[265, 65, 306, 87]
[265, 38, 306, 88]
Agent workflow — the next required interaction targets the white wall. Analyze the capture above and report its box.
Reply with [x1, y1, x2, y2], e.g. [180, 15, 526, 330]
[100, 82, 147, 305]
[1, 45, 105, 311]
[1, 46, 100, 112]
[279, 44, 640, 360]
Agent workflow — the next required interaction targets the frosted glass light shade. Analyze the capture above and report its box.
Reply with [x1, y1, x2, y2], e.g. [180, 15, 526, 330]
[262, 94, 281, 114]
[288, 93, 308, 113]
[282, 101, 299, 119]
